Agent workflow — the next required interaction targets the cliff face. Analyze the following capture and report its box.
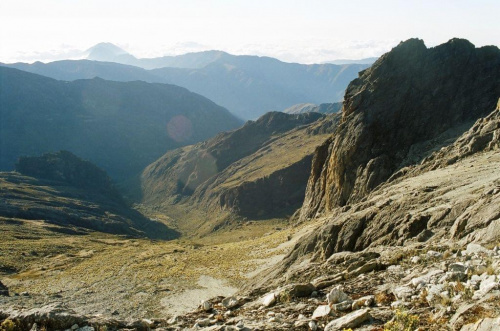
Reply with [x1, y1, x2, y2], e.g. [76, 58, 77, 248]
[300, 38, 500, 220]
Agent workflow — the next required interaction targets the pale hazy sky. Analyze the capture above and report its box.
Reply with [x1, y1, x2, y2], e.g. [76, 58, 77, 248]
[1, 0, 499, 64]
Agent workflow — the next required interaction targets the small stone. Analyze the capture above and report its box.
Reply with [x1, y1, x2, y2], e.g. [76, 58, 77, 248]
[326, 285, 351, 304]
[262, 293, 276, 307]
[312, 305, 332, 319]
[391, 300, 403, 308]
[71, 324, 79, 330]
[324, 308, 371, 330]
[308, 320, 318, 330]
[333, 300, 353, 312]
[460, 317, 500, 331]
[411, 256, 421, 264]
[201, 300, 212, 311]
[465, 244, 491, 256]
[21, 291, 30, 296]
[222, 296, 240, 309]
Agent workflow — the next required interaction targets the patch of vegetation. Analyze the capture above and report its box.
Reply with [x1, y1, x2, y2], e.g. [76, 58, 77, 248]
[384, 309, 419, 331]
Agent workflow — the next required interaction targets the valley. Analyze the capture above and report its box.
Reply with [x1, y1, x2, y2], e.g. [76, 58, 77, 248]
[1, 36, 500, 331]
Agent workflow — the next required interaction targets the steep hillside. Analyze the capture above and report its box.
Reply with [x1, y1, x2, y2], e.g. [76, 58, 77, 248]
[141, 112, 339, 234]
[0, 67, 242, 184]
[2, 54, 368, 120]
[0, 151, 178, 239]
[300, 38, 500, 220]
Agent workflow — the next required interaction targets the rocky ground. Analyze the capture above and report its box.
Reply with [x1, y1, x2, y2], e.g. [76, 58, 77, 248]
[1, 241, 498, 330]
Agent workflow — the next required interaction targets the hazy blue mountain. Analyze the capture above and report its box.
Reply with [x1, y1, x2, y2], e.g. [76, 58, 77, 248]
[3, 59, 157, 81]
[325, 57, 378, 65]
[84, 42, 229, 69]
[151, 57, 368, 119]
[2, 48, 369, 119]
[0, 67, 243, 184]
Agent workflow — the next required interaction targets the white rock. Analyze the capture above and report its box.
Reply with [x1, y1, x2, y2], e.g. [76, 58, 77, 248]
[391, 300, 403, 308]
[324, 308, 371, 330]
[308, 320, 318, 330]
[426, 284, 445, 303]
[311, 305, 332, 319]
[411, 256, 421, 264]
[410, 269, 444, 287]
[262, 293, 276, 307]
[473, 275, 499, 298]
[393, 285, 414, 301]
[201, 300, 212, 311]
[465, 244, 491, 256]
[326, 286, 351, 304]
[460, 317, 500, 331]
[222, 296, 239, 309]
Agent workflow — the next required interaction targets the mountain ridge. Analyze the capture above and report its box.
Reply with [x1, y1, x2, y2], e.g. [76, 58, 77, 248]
[0, 66, 242, 185]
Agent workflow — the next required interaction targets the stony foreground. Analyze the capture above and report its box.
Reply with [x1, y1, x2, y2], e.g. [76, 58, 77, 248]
[1, 242, 499, 330]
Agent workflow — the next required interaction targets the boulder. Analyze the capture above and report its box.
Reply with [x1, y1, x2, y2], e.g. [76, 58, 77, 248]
[460, 317, 500, 331]
[326, 286, 351, 304]
[311, 305, 332, 319]
[261, 293, 276, 307]
[324, 308, 371, 330]
[222, 296, 240, 309]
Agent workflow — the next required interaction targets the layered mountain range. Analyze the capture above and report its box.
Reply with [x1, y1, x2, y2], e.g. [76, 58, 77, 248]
[2, 45, 369, 119]
[0, 67, 242, 184]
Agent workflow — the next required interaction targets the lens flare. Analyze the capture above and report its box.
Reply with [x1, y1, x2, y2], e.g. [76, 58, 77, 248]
[167, 115, 193, 142]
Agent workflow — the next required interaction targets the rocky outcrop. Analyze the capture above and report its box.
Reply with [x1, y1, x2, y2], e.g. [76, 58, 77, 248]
[418, 98, 500, 171]
[300, 38, 500, 220]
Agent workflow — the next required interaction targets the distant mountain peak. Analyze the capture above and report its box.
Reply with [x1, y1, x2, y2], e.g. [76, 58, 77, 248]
[85, 42, 136, 62]
[86, 42, 129, 55]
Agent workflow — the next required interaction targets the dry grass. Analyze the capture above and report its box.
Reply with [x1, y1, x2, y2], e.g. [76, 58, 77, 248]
[0, 216, 295, 302]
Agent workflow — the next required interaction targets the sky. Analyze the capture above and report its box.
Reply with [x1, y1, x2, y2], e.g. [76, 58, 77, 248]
[1, 0, 499, 64]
